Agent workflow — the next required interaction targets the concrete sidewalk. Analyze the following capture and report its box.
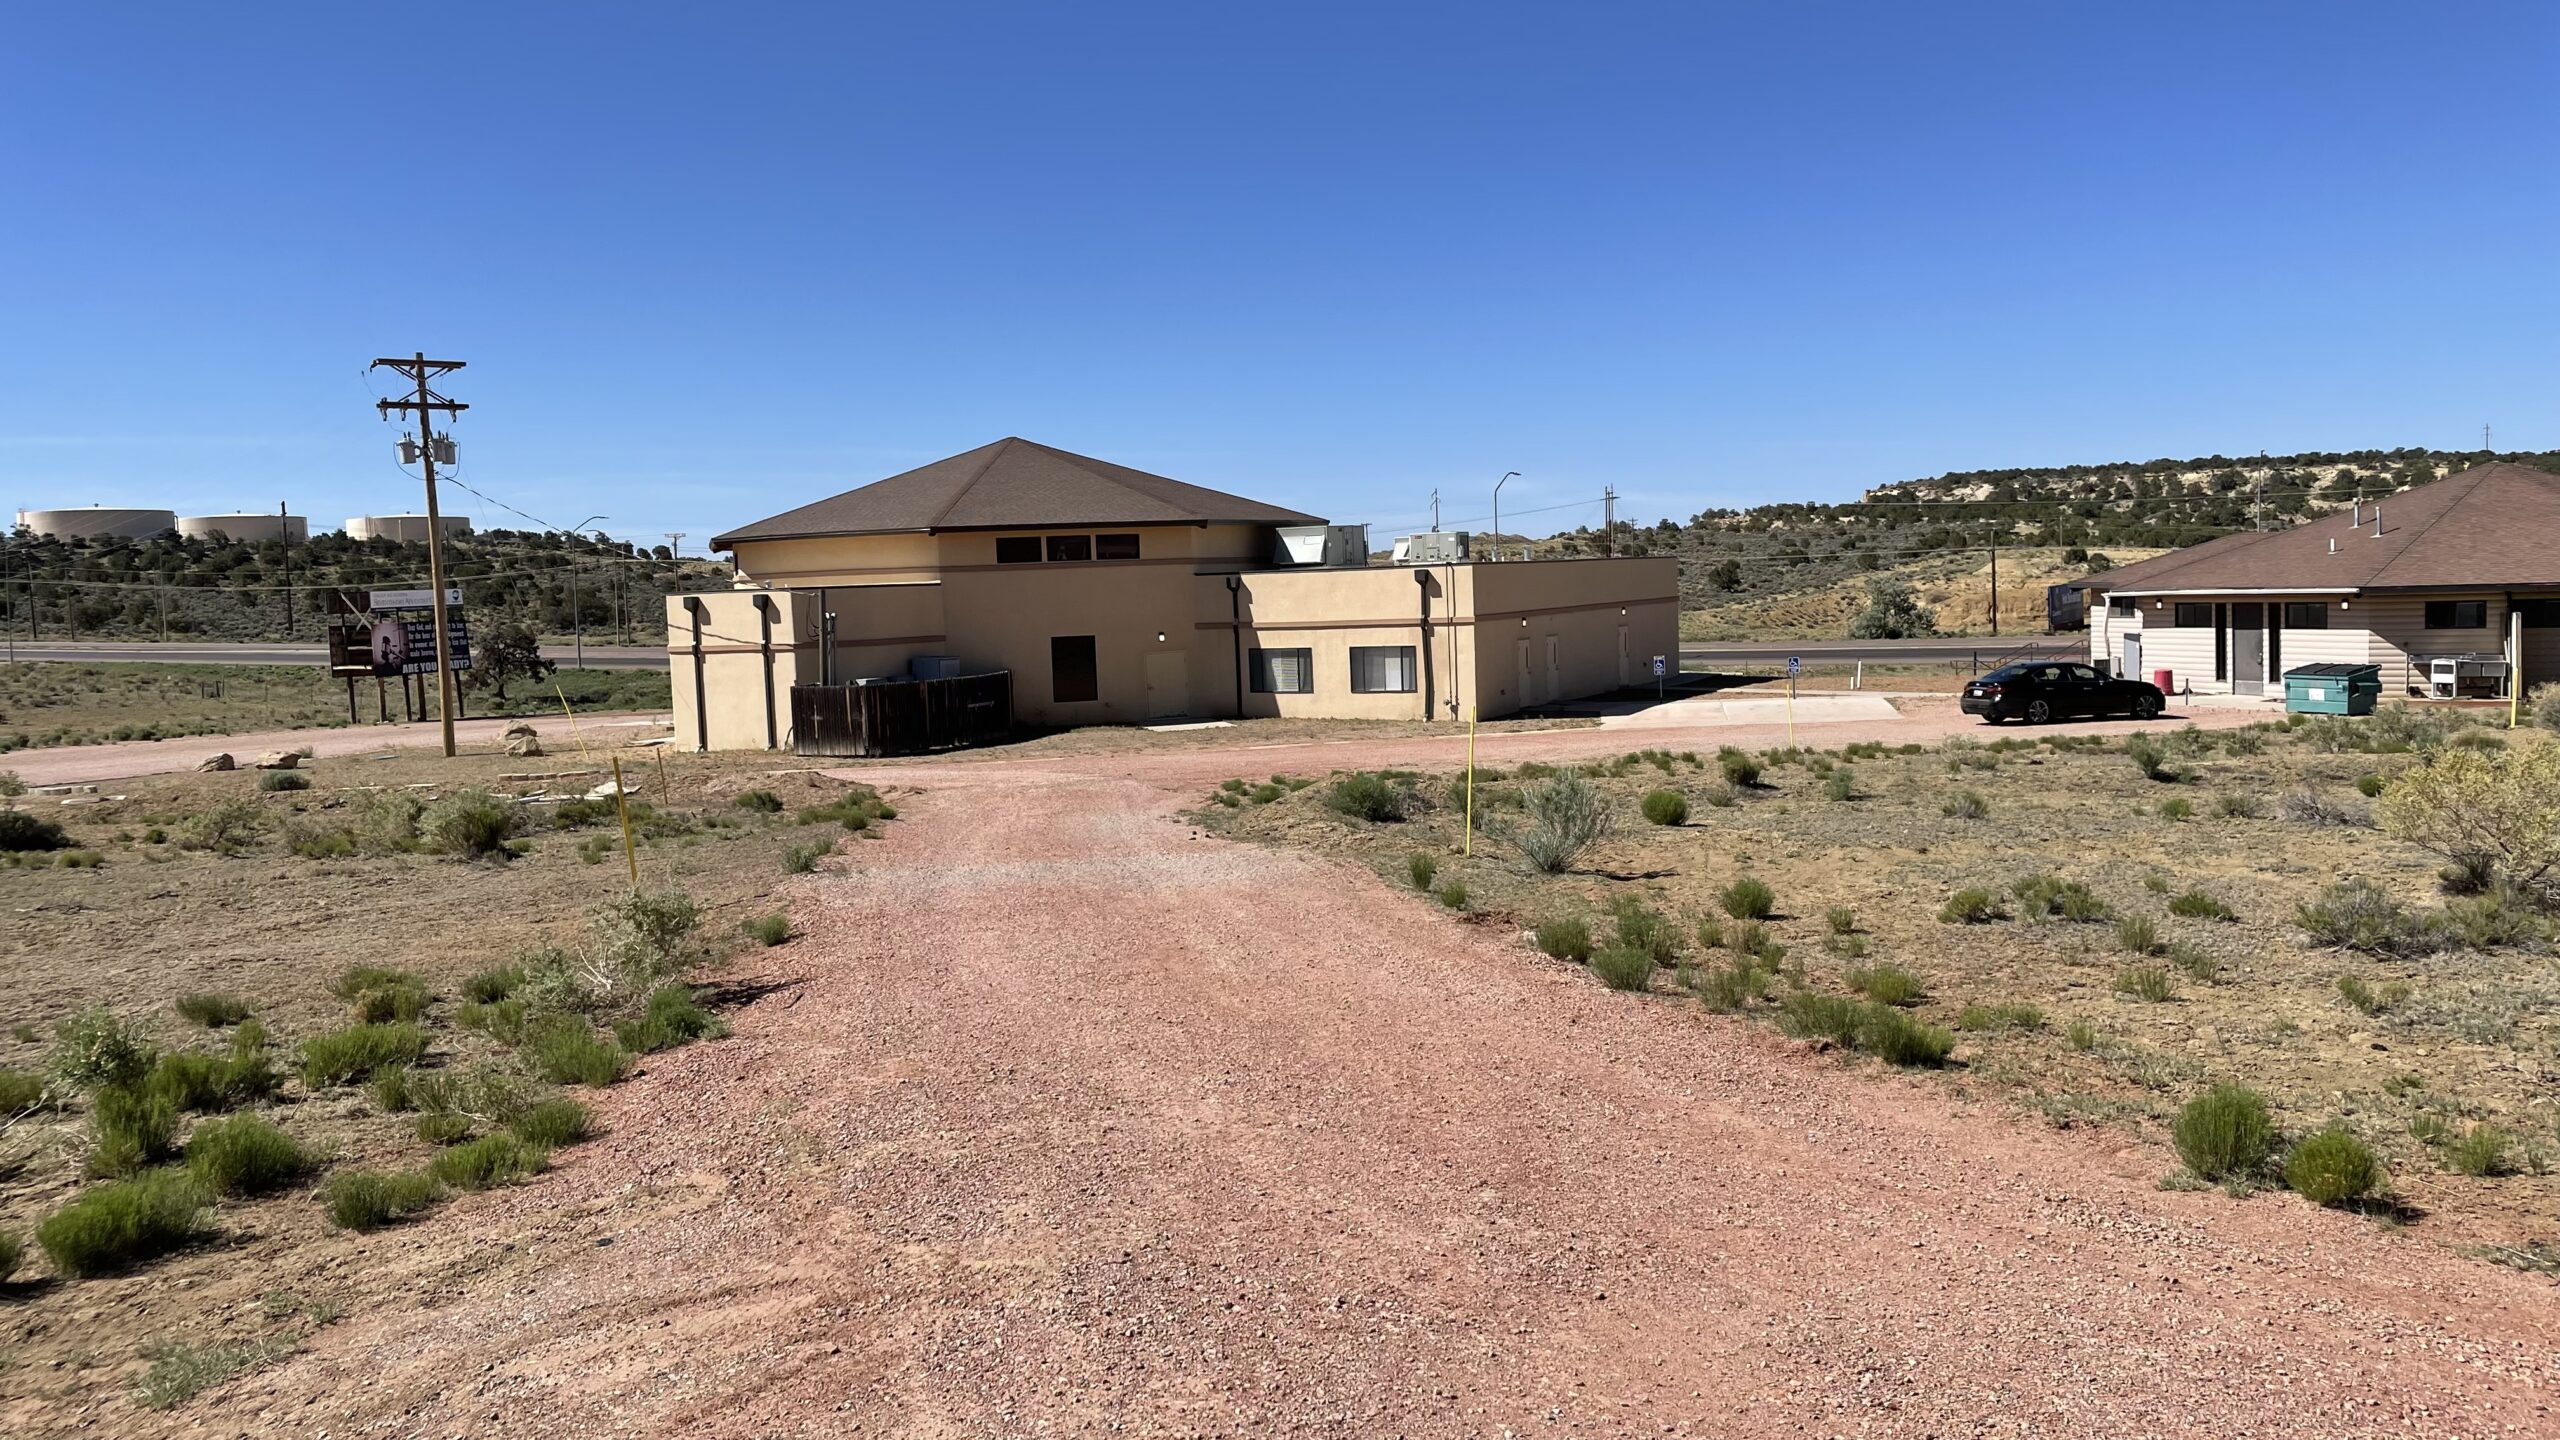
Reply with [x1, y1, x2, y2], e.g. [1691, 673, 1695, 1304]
[1598, 692, 1902, 729]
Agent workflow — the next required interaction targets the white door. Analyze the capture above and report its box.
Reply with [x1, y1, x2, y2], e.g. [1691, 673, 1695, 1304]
[2121, 633, 2142, 683]
[1516, 638, 1536, 703]
[1544, 636, 1562, 702]
[1143, 651, 1188, 718]
[1617, 625, 1630, 687]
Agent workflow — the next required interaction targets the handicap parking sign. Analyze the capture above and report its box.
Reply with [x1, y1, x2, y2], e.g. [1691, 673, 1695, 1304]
[1650, 655, 1666, 677]
[1787, 656, 1801, 676]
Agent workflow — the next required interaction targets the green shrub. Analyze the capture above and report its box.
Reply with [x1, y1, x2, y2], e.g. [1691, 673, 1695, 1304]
[462, 965, 523, 1005]
[2156, 797, 2195, 821]
[87, 1084, 179, 1177]
[746, 913, 792, 947]
[456, 997, 529, 1045]
[615, 986, 724, 1055]
[425, 1134, 547, 1192]
[2296, 880, 2445, 956]
[2168, 889, 2235, 922]
[1325, 773, 1407, 823]
[510, 1098, 593, 1148]
[1719, 877, 1775, 920]
[38, 1170, 208, 1276]
[321, 1170, 443, 1232]
[173, 993, 250, 1028]
[733, 789, 785, 814]
[1778, 991, 1862, 1045]
[2065, 1020, 2098, 1051]
[1955, 1002, 2044, 1033]
[329, 965, 418, 1001]
[414, 1112, 473, 1144]
[1723, 918, 1782, 962]
[1846, 963, 1922, 1007]
[1515, 771, 1615, 873]
[1640, 790, 1689, 826]
[2354, 773, 2385, 798]
[2334, 975, 2410, 1016]
[350, 791, 424, 853]
[298, 1023, 429, 1088]
[0, 1230, 18, 1282]
[2173, 1085, 2273, 1180]
[1939, 887, 2004, 924]
[2114, 966, 2174, 1003]
[1688, 959, 1770, 1012]
[2446, 888, 2541, 950]
[594, 889, 700, 974]
[1825, 906, 1856, 936]
[143, 1035, 277, 1113]
[1533, 917, 1592, 963]
[0, 809, 70, 851]
[136, 1337, 296, 1410]
[526, 1018, 633, 1086]
[2126, 734, 2173, 781]
[349, 981, 428, 1025]
[1718, 751, 1762, 787]
[185, 1114, 314, 1197]
[1608, 897, 1682, 965]
[1589, 944, 1657, 993]
[1823, 769, 1856, 802]
[2449, 1125, 2513, 1177]
[421, 790, 520, 857]
[1941, 790, 1989, 820]
[2285, 1127, 2381, 1206]
[1856, 1005, 1955, 1066]
[1432, 879, 1469, 911]
[257, 770, 311, 793]
[51, 1005, 157, 1089]
[2213, 792, 2263, 819]
[178, 798, 268, 853]
[2115, 916, 2160, 955]
[2014, 874, 2108, 923]
[2169, 945, 2221, 983]
[1406, 852, 1437, 890]
[1248, 783, 1284, 804]
[0, 1069, 45, 1114]
[782, 842, 827, 874]
[57, 848, 103, 869]
[1698, 783, 1738, 808]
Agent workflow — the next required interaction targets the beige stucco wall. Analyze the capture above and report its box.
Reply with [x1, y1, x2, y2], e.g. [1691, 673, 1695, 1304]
[665, 590, 821, 751]
[1470, 558, 1681, 718]
[1194, 565, 1458, 721]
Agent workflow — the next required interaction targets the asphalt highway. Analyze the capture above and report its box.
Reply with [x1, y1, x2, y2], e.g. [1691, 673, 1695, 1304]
[0, 640, 669, 669]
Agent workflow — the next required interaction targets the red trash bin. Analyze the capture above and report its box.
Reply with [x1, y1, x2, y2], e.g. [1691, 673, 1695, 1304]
[2151, 668, 2175, 695]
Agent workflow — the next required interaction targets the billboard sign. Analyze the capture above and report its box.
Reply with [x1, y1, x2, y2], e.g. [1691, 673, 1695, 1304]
[326, 588, 472, 678]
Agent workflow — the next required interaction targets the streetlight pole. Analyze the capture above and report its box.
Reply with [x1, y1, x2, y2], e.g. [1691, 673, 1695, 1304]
[1491, 471, 1520, 562]
[564, 515, 607, 670]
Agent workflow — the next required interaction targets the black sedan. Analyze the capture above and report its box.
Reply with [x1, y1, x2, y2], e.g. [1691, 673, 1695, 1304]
[1961, 662, 2164, 724]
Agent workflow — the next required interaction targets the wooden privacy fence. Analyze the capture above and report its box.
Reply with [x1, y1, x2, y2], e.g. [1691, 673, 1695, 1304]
[791, 672, 1013, 757]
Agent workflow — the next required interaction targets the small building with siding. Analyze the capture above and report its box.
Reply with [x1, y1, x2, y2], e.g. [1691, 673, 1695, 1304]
[2083, 461, 2560, 699]
[671, 438, 1679, 751]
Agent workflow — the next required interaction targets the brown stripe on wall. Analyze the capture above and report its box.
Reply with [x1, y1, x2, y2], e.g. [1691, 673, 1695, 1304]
[740, 554, 1236, 583]
[1195, 618, 1454, 633]
[1473, 596, 1679, 623]
[681, 635, 944, 656]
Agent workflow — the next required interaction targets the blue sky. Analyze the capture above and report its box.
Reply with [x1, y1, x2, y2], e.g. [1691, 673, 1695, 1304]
[3, 2, 2553, 547]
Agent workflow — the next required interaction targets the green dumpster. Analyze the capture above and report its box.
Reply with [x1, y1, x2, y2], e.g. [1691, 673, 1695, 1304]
[2284, 662, 2380, 716]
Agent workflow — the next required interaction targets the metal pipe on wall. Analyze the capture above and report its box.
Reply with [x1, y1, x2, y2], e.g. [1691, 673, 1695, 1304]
[684, 597, 709, 753]
[755, 594, 779, 750]
[1226, 574, 1245, 716]
[1414, 568, 1434, 722]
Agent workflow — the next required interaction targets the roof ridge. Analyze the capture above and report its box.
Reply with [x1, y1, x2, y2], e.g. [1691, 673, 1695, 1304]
[2366, 465, 2490, 586]
[927, 438, 1019, 529]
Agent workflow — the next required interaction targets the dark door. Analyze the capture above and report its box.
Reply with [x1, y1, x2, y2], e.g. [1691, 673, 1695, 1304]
[1051, 635, 1098, 704]
[2230, 604, 2265, 695]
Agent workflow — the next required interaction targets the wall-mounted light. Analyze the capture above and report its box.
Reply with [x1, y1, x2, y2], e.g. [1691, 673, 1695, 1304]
[1155, 631, 1167, 643]
[2339, 599, 2351, 611]
[1619, 607, 1628, 616]
[1520, 616, 1529, 627]
[2154, 599, 2164, 610]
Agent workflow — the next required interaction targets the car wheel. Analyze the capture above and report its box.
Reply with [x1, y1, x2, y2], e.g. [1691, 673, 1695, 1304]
[2026, 699, 2051, 724]
[2132, 692, 2162, 719]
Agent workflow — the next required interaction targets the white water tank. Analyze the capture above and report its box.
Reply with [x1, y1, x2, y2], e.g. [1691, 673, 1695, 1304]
[179, 513, 309, 543]
[347, 514, 472, 542]
[16, 507, 178, 540]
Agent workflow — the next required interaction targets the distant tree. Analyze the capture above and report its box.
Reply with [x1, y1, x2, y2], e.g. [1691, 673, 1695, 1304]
[469, 622, 557, 700]
[1854, 549, 1882, 572]
[1705, 558, 1744, 592]
[1846, 579, 1938, 639]
[2083, 553, 2116, 573]
[2061, 546, 2089, 566]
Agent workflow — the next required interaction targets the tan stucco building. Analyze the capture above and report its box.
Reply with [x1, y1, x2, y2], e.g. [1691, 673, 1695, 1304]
[669, 438, 1679, 751]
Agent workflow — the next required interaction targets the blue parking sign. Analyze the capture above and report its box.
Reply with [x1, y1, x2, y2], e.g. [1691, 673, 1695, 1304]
[1650, 655, 1666, 677]
[1787, 656, 1801, 676]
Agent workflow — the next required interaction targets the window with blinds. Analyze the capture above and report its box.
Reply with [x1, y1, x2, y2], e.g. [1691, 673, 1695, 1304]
[1349, 645, 1417, 694]
[1249, 647, 1313, 694]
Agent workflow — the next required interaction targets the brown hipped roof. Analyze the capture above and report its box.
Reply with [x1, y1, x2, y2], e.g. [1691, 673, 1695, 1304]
[711, 437, 1323, 548]
[2090, 462, 2560, 594]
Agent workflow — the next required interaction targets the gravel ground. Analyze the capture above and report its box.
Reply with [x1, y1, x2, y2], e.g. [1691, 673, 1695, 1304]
[0, 711, 668, 785]
[209, 703, 2560, 1438]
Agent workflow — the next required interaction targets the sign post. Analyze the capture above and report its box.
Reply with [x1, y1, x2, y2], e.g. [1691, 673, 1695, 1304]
[1785, 655, 1801, 747]
[1651, 653, 1666, 700]
[1463, 706, 1478, 858]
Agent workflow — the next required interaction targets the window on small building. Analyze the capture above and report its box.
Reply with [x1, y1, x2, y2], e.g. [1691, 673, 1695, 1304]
[995, 536, 1042, 564]
[2107, 596, 2135, 617]
[1094, 533, 1140, 561]
[1348, 645, 1418, 694]
[2423, 599, 2488, 630]
[2173, 602, 2213, 627]
[2282, 601, 2329, 629]
[1249, 647, 1313, 694]
[1050, 635, 1098, 703]
[1045, 534, 1093, 563]
[2517, 599, 2560, 628]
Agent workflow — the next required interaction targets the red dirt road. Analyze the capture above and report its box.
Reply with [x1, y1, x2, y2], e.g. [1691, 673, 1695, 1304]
[234, 714, 2560, 1438]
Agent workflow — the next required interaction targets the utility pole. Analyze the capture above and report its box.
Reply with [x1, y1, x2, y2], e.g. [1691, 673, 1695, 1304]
[1988, 531, 2000, 637]
[280, 500, 293, 637]
[1603, 486, 1617, 558]
[369, 353, 468, 758]
[664, 532, 686, 559]
[2485, 423, 2493, 452]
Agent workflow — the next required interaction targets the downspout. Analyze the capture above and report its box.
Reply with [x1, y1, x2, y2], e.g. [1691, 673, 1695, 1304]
[1415, 567, 1435, 721]
[683, 597, 709, 753]
[754, 593, 779, 750]
[1225, 574, 1244, 716]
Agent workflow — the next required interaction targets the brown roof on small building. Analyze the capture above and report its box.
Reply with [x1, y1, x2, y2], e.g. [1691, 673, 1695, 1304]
[712, 438, 1323, 547]
[2090, 462, 2560, 594]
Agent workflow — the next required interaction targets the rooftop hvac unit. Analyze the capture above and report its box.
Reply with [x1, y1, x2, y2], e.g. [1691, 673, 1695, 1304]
[1271, 524, 1371, 567]
[1392, 531, 1471, 565]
